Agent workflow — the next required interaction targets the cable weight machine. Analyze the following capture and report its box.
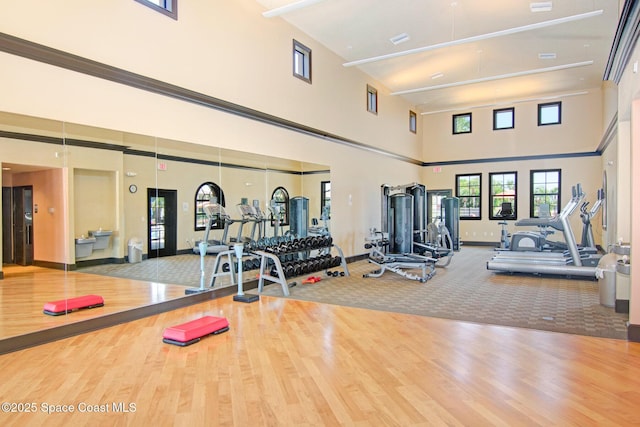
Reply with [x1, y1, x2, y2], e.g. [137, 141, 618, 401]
[364, 183, 455, 282]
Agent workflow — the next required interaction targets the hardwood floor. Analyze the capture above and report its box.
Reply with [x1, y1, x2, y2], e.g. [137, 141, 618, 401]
[1, 288, 640, 425]
[0, 264, 193, 339]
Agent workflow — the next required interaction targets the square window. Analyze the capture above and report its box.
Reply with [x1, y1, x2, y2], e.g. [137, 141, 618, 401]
[452, 113, 472, 134]
[538, 101, 561, 126]
[409, 110, 417, 133]
[493, 107, 514, 130]
[293, 40, 312, 83]
[367, 85, 378, 114]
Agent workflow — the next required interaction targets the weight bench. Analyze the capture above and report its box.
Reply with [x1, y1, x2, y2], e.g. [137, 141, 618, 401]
[162, 315, 230, 346]
[43, 294, 104, 316]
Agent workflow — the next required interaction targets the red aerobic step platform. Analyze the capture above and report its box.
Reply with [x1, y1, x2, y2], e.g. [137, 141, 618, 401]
[43, 294, 105, 316]
[162, 315, 230, 346]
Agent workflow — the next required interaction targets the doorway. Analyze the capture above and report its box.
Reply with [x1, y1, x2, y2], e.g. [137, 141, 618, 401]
[147, 188, 177, 258]
[426, 189, 452, 225]
[2, 186, 34, 265]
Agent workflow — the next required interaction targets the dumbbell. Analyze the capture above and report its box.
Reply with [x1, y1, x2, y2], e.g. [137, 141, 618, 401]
[285, 264, 295, 278]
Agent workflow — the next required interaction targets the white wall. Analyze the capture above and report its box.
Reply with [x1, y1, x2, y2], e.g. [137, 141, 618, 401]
[0, 0, 423, 260]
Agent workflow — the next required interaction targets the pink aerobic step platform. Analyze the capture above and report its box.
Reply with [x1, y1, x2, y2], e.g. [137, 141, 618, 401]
[43, 294, 105, 316]
[162, 316, 230, 346]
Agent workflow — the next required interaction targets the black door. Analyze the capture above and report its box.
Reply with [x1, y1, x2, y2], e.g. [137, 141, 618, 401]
[2, 187, 13, 264]
[12, 186, 34, 265]
[147, 188, 177, 258]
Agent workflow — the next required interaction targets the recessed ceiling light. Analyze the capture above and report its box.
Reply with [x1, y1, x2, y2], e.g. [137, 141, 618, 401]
[530, 2, 552, 12]
[390, 33, 410, 45]
[538, 52, 557, 59]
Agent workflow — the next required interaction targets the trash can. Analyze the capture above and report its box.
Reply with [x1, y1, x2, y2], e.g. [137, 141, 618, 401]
[127, 238, 143, 263]
[595, 253, 617, 308]
[616, 256, 631, 313]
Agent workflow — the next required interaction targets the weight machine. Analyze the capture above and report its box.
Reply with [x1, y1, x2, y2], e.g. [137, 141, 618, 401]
[363, 183, 454, 283]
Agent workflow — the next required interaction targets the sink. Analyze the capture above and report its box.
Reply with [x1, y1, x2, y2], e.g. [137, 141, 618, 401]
[617, 259, 630, 275]
[612, 243, 631, 256]
[75, 236, 97, 258]
[75, 237, 97, 244]
[89, 229, 113, 237]
[89, 230, 113, 250]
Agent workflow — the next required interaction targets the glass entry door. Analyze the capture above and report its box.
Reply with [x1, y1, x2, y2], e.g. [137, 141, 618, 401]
[147, 188, 177, 258]
[426, 189, 452, 225]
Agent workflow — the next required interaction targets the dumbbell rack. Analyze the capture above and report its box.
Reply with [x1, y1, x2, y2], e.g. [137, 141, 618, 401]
[254, 237, 349, 297]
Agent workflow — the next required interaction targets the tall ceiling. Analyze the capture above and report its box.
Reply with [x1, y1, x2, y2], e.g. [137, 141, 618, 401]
[255, 0, 620, 114]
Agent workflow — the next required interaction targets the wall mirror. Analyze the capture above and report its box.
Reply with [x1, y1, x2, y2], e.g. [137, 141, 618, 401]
[0, 111, 329, 346]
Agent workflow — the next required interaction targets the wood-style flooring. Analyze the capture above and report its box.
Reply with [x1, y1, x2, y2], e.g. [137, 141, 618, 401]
[1, 266, 640, 425]
[0, 264, 191, 340]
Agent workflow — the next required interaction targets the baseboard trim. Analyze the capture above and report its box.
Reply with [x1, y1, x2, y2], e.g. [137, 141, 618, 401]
[628, 324, 640, 342]
[616, 299, 630, 314]
[34, 260, 67, 270]
[0, 288, 218, 355]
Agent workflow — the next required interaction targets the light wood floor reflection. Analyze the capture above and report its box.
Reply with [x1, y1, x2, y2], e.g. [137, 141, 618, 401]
[1, 294, 640, 425]
[0, 264, 190, 339]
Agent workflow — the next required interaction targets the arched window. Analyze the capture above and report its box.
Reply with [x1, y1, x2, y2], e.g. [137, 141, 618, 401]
[270, 187, 289, 226]
[195, 182, 225, 231]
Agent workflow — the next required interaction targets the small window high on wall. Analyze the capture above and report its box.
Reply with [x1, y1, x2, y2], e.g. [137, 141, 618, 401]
[293, 40, 312, 83]
[493, 107, 514, 130]
[409, 111, 417, 133]
[367, 85, 378, 114]
[538, 101, 561, 126]
[135, 0, 177, 19]
[452, 113, 471, 134]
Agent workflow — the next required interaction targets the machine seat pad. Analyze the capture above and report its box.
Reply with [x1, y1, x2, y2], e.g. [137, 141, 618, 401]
[163, 316, 229, 346]
[515, 218, 564, 231]
[43, 294, 104, 316]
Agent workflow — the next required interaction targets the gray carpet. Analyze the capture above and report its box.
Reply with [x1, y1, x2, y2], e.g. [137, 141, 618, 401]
[79, 246, 630, 339]
[78, 254, 236, 288]
[252, 246, 630, 340]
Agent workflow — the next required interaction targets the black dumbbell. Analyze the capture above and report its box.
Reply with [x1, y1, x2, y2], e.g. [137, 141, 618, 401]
[270, 265, 279, 277]
[284, 264, 294, 278]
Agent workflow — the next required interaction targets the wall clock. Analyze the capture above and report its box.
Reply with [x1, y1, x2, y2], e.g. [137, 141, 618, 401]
[129, 184, 138, 194]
